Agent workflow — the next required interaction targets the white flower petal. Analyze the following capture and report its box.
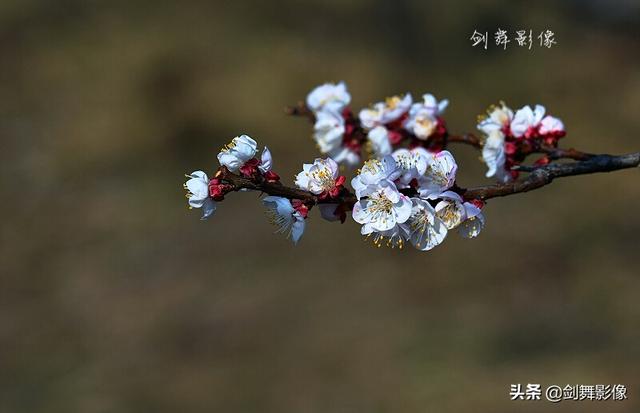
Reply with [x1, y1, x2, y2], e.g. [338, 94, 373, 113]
[291, 214, 306, 244]
[394, 195, 412, 224]
[258, 146, 272, 173]
[200, 198, 216, 220]
[457, 212, 485, 238]
[353, 200, 373, 225]
[306, 82, 351, 113]
[539, 115, 564, 134]
[367, 126, 392, 157]
[482, 130, 506, 178]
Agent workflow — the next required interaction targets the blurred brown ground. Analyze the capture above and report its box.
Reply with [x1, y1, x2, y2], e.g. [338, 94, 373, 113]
[1, 0, 639, 412]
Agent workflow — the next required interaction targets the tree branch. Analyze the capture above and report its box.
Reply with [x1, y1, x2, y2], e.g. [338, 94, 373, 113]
[460, 152, 640, 201]
[218, 152, 639, 208]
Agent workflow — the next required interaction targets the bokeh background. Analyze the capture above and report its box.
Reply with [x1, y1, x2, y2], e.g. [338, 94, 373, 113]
[1, 0, 639, 412]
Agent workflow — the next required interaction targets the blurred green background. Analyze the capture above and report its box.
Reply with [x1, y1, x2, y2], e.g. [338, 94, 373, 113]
[1, 0, 639, 412]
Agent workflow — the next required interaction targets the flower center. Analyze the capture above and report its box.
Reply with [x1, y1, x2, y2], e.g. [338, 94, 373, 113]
[221, 140, 237, 153]
[385, 96, 402, 110]
[409, 211, 436, 249]
[437, 202, 462, 228]
[319, 93, 338, 106]
[369, 193, 393, 215]
[359, 158, 382, 175]
[310, 167, 335, 191]
[417, 117, 436, 134]
[410, 210, 430, 233]
[426, 162, 449, 187]
[396, 154, 422, 173]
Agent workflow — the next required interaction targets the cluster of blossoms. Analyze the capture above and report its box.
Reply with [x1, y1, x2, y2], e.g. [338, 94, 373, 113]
[183, 82, 572, 251]
[478, 102, 565, 182]
[351, 150, 484, 250]
[306, 82, 450, 167]
[184, 133, 483, 251]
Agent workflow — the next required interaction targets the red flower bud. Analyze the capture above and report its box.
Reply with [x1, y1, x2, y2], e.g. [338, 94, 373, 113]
[534, 156, 550, 166]
[505, 142, 517, 155]
[470, 199, 485, 209]
[239, 158, 261, 177]
[264, 170, 280, 182]
[291, 199, 309, 219]
[388, 130, 404, 145]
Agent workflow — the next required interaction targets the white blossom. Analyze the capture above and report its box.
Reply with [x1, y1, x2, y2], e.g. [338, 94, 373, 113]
[359, 94, 412, 129]
[259, 146, 272, 173]
[434, 191, 467, 230]
[510, 104, 545, 138]
[313, 109, 345, 154]
[295, 158, 340, 194]
[481, 129, 510, 182]
[217, 135, 258, 172]
[457, 203, 485, 239]
[367, 226, 410, 249]
[306, 82, 351, 113]
[391, 147, 429, 188]
[367, 126, 393, 157]
[351, 156, 400, 198]
[417, 150, 458, 199]
[405, 94, 448, 140]
[539, 115, 565, 135]
[217, 135, 272, 175]
[401, 198, 448, 251]
[405, 108, 437, 140]
[352, 179, 412, 237]
[418, 93, 449, 117]
[263, 196, 306, 244]
[477, 102, 513, 136]
[184, 171, 216, 220]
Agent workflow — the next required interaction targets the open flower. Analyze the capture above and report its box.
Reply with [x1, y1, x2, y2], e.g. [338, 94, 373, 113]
[405, 94, 448, 140]
[457, 203, 485, 238]
[295, 157, 345, 198]
[417, 150, 458, 199]
[217, 135, 273, 177]
[401, 198, 448, 251]
[391, 147, 429, 188]
[351, 156, 400, 198]
[352, 180, 412, 236]
[184, 171, 216, 220]
[306, 82, 351, 113]
[313, 109, 345, 154]
[434, 191, 467, 229]
[359, 94, 412, 129]
[510, 104, 546, 138]
[217, 135, 257, 172]
[405, 108, 437, 140]
[481, 130, 510, 182]
[367, 126, 393, 157]
[417, 93, 449, 117]
[263, 196, 306, 244]
[478, 102, 513, 136]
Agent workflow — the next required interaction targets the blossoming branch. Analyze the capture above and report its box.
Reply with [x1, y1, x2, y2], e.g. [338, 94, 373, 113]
[183, 82, 639, 250]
